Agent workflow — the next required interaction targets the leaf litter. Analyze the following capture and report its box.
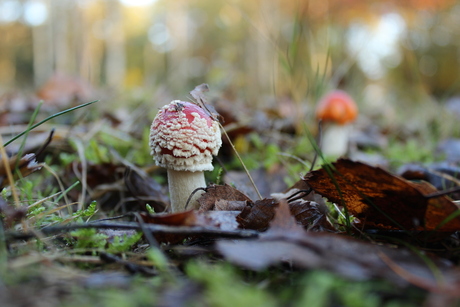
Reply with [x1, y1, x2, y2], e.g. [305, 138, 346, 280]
[4, 88, 460, 306]
[217, 200, 456, 289]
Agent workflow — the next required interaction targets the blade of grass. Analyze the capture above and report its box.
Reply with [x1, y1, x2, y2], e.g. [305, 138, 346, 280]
[433, 209, 460, 231]
[41, 163, 73, 215]
[3, 100, 99, 147]
[0, 134, 20, 208]
[14, 101, 43, 171]
[55, 181, 80, 203]
[72, 139, 88, 210]
[220, 124, 263, 200]
[321, 162, 352, 232]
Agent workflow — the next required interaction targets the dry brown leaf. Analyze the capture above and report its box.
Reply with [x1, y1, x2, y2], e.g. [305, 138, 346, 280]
[124, 167, 168, 212]
[236, 198, 333, 231]
[237, 198, 278, 231]
[399, 162, 460, 200]
[198, 184, 252, 211]
[140, 210, 205, 227]
[214, 199, 247, 211]
[140, 209, 240, 243]
[0, 153, 42, 188]
[304, 159, 460, 232]
[140, 210, 240, 230]
[0, 128, 53, 188]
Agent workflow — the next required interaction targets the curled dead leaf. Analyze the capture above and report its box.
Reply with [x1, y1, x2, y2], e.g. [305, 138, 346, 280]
[304, 159, 460, 232]
[198, 184, 251, 211]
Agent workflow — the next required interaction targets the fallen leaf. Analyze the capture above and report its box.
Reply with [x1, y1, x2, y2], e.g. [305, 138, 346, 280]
[304, 159, 460, 232]
[236, 198, 333, 231]
[399, 162, 460, 200]
[214, 199, 247, 211]
[237, 198, 278, 231]
[0, 153, 42, 189]
[264, 199, 306, 237]
[189, 83, 223, 122]
[290, 200, 334, 231]
[198, 184, 251, 211]
[140, 210, 205, 227]
[0, 129, 53, 188]
[140, 210, 241, 243]
[124, 167, 168, 212]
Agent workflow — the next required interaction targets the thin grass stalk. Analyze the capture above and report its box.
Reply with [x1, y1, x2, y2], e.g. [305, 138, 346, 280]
[3, 100, 98, 147]
[220, 124, 263, 200]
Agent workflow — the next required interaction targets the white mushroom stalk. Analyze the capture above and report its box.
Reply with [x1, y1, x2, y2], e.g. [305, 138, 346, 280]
[149, 100, 222, 212]
[166, 169, 206, 211]
[320, 123, 352, 158]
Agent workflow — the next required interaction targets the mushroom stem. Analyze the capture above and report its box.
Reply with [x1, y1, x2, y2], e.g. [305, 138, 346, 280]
[321, 123, 351, 158]
[167, 169, 206, 212]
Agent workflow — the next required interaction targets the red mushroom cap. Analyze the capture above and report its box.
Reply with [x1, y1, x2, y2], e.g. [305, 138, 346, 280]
[315, 90, 358, 125]
[149, 100, 222, 172]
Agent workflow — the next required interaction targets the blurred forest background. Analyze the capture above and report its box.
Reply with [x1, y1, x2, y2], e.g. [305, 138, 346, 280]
[1, 0, 460, 130]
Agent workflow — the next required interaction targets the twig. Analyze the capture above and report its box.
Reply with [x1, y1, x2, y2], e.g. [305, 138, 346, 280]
[4, 222, 259, 242]
[99, 252, 158, 276]
[424, 186, 460, 199]
[132, 212, 160, 248]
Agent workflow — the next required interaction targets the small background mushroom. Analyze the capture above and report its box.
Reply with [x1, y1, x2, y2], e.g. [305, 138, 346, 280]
[315, 90, 358, 158]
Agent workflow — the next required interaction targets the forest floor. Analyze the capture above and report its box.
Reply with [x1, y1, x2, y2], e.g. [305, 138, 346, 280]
[2, 85, 460, 307]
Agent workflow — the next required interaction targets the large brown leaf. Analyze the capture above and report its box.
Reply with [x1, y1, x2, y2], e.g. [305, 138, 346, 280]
[304, 159, 460, 232]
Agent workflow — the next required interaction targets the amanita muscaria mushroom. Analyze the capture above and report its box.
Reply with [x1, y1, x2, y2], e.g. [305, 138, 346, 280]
[315, 90, 358, 158]
[149, 100, 222, 212]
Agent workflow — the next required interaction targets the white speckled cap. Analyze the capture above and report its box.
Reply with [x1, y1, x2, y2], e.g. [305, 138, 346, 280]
[149, 100, 222, 172]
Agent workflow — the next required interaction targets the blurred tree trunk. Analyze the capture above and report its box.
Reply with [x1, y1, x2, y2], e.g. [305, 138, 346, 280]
[32, 16, 53, 87]
[167, 1, 189, 91]
[104, 0, 126, 89]
[244, 0, 280, 107]
[0, 31, 16, 88]
[53, 1, 70, 73]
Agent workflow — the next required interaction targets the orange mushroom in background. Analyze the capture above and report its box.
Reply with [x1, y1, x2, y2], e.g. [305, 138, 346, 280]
[315, 90, 358, 158]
